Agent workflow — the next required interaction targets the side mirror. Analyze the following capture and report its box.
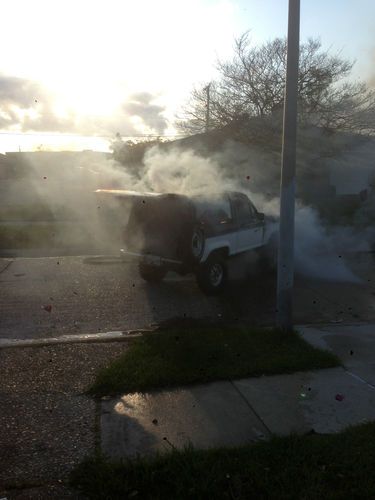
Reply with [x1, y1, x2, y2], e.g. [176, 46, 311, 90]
[258, 212, 265, 222]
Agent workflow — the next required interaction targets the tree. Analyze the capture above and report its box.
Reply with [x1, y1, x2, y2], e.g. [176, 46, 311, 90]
[178, 33, 375, 136]
[110, 133, 168, 172]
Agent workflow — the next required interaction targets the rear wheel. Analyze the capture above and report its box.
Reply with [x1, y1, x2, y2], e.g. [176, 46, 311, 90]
[196, 255, 227, 295]
[191, 227, 205, 260]
[138, 262, 167, 283]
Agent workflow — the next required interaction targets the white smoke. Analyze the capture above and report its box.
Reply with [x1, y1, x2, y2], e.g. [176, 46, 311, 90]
[141, 147, 238, 194]
[108, 143, 372, 284]
[4, 139, 373, 285]
[293, 205, 366, 283]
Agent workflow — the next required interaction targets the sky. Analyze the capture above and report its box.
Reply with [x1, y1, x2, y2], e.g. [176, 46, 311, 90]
[1, 0, 375, 152]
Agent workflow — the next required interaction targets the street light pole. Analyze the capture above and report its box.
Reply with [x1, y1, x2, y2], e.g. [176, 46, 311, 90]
[205, 83, 211, 133]
[276, 0, 300, 330]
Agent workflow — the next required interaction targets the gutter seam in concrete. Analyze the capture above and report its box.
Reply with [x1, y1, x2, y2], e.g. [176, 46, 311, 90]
[0, 260, 13, 274]
[229, 379, 272, 436]
[345, 369, 375, 390]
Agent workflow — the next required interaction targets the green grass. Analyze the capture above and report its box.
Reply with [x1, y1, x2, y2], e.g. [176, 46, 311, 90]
[89, 327, 340, 396]
[71, 421, 375, 499]
[0, 222, 93, 249]
[0, 203, 74, 222]
[0, 203, 54, 221]
[0, 224, 58, 249]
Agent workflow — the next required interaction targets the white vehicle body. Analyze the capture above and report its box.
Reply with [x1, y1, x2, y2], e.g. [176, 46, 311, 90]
[97, 189, 277, 294]
[195, 191, 272, 263]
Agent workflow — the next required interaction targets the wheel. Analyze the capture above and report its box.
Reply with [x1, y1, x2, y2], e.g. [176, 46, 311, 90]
[263, 232, 278, 270]
[255, 246, 276, 274]
[190, 227, 205, 260]
[196, 255, 227, 295]
[178, 226, 205, 267]
[138, 262, 167, 283]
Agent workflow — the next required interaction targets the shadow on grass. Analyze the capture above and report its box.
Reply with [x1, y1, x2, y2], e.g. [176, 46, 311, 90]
[89, 326, 341, 397]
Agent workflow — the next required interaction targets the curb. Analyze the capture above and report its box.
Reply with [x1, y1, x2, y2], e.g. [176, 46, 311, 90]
[0, 329, 152, 349]
[1, 321, 371, 349]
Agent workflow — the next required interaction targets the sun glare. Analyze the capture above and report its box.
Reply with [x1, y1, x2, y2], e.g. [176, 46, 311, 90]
[1, 0, 236, 149]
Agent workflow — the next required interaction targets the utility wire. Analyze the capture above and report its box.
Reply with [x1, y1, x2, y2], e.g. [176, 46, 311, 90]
[0, 132, 188, 139]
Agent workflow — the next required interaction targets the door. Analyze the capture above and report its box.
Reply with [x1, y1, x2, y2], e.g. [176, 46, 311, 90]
[231, 194, 264, 252]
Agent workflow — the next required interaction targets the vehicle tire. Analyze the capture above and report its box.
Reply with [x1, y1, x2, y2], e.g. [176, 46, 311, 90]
[264, 232, 278, 269]
[138, 262, 167, 283]
[196, 255, 227, 295]
[255, 247, 275, 274]
[190, 226, 205, 261]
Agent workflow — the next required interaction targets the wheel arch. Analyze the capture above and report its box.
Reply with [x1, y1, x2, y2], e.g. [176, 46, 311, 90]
[204, 246, 230, 262]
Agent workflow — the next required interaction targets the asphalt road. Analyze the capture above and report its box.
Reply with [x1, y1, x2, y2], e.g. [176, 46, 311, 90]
[1, 253, 375, 340]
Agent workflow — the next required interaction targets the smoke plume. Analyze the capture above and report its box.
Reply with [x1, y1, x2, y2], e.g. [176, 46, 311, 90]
[108, 139, 374, 283]
[2, 133, 374, 285]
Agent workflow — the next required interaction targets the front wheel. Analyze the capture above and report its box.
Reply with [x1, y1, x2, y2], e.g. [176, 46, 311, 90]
[138, 262, 167, 283]
[196, 256, 227, 295]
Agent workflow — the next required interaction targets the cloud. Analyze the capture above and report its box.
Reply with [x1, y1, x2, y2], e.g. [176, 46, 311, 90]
[0, 73, 77, 132]
[0, 74, 168, 136]
[122, 92, 167, 133]
[0, 74, 43, 107]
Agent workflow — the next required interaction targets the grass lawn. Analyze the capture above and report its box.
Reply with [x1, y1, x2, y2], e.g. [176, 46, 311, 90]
[71, 421, 375, 499]
[0, 223, 58, 249]
[0, 221, 93, 249]
[89, 327, 340, 396]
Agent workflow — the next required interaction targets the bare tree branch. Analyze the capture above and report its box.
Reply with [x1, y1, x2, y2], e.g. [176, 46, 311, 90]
[177, 34, 375, 136]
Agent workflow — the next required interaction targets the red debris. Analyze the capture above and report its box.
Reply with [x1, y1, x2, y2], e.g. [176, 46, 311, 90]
[335, 393, 344, 401]
[42, 304, 52, 313]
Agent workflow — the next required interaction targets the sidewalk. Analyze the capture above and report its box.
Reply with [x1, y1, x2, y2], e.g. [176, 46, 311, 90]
[100, 323, 375, 459]
[1, 322, 374, 497]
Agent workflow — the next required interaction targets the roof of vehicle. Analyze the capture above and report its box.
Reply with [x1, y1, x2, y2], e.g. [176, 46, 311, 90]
[94, 189, 250, 201]
[95, 189, 161, 197]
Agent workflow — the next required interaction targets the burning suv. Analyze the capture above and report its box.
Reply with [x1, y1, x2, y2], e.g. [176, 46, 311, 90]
[96, 189, 276, 294]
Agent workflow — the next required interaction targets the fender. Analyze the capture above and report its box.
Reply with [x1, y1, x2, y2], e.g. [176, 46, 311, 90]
[200, 234, 234, 263]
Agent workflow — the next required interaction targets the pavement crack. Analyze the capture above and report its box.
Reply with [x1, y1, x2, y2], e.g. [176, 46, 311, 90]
[229, 379, 272, 436]
[0, 260, 13, 275]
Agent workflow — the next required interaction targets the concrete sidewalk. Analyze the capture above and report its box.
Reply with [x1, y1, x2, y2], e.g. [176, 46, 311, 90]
[101, 323, 375, 459]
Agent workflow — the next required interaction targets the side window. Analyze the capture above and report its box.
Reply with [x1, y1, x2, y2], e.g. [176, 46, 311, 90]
[233, 197, 256, 225]
[248, 201, 258, 218]
[195, 195, 232, 225]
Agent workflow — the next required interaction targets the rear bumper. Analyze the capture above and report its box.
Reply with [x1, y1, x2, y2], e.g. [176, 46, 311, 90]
[120, 249, 183, 266]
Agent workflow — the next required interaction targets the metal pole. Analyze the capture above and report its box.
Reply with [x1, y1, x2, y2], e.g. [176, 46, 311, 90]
[205, 83, 211, 133]
[276, 0, 300, 330]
